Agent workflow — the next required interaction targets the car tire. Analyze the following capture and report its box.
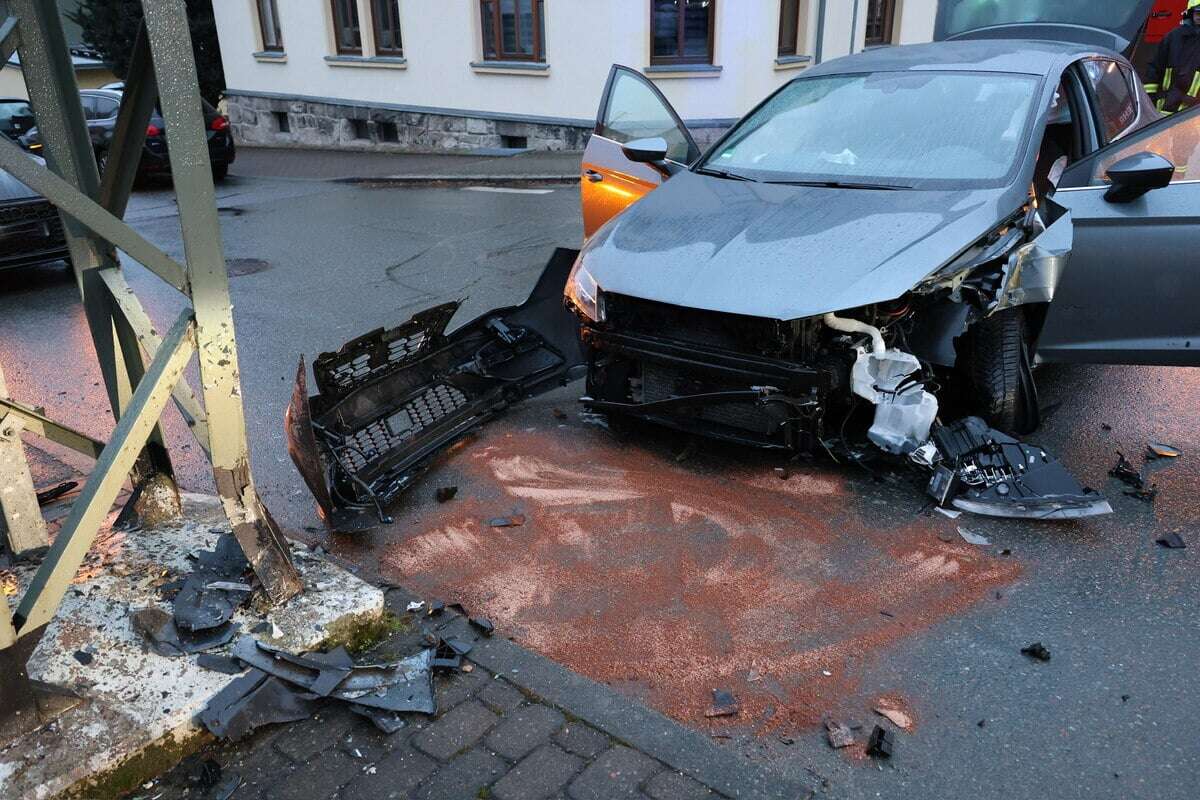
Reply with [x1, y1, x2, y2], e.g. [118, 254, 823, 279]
[212, 163, 228, 182]
[964, 307, 1039, 435]
[95, 149, 108, 176]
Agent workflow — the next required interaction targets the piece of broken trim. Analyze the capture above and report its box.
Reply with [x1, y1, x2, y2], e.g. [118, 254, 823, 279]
[199, 668, 320, 741]
[866, 725, 895, 758]
[704, 689, 740, 718]
[1146, 442, 1182, 460]
[1156, 533, 1186, 549]
[1020, 642, 1051, 662]
[825, 719, 854, 749]
[927, 417, 1111, 520]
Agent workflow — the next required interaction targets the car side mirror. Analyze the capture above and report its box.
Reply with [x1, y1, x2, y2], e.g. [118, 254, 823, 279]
[1104, 152, 1175, 203]
[621, 137, 670, 164]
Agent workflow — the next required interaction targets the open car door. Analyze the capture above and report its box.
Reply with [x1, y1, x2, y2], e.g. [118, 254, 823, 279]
[934, 0, 1157, 54]
[581, 65, 699, 238]
[1037, 104, 1200, 365]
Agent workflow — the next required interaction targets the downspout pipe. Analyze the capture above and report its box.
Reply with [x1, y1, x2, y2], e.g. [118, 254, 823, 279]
[823, 312, 886, 356]
[815, 0, 827, 63]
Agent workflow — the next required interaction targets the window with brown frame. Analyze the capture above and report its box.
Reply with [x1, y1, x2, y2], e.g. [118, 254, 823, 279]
[864, 0, 896, 47]
[778, 0, 801, 57]
[371, 0, 403, 56]
[651, 0, 715, 65]
[479, 0, 545, 62]
[256, 0, 284, 52]
[330, 0, 362, 55]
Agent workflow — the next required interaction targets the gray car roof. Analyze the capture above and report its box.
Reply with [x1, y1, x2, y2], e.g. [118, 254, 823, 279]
[804, 39, 1112, 79]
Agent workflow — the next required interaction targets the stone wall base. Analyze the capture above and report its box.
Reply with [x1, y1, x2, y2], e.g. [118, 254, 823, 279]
[226, 92, 731, 154]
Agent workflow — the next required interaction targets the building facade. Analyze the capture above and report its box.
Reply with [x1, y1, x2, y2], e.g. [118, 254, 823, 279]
[215, 1, 940, 153]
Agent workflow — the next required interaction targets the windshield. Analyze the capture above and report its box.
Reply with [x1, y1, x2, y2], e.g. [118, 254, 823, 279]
[936, 0, 1153, 41]
[700, 71, 1040, 188]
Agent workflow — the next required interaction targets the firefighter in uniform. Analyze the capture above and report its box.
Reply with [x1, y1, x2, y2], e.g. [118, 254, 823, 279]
[1145, 0, 1200, 115]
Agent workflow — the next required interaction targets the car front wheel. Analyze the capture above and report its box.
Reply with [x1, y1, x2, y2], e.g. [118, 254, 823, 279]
[962, 306, 1040, 435]
[212, 163, 228, 182]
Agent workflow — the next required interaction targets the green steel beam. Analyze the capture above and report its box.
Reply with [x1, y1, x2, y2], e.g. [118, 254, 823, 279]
[99, 268, 211, 457]
[0, 599, 15, 651]
[0, 138, 189, 294]
[98, 22, 156, 219]
[14, 312, 196, 635]
[0, 16, 20, 65]
[0, 398, 105, 460]
[0, 362, 49, 554]
[141, 0, 302, 604]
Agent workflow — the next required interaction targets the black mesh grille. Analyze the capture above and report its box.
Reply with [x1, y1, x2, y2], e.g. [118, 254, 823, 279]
[340, 383, 469, 474]
[604, 294, 785, 355]
[324, 331, 435, 394]
[0, 201, 64, 258]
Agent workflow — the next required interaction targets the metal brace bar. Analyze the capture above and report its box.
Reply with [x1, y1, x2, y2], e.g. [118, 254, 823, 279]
[98, 22, 156, 219]
[0, 138, 189, 294]
[99, 268, 211, 456]
[14, 312, 196, 635]
[0, 362, 49, 554]
[142, 0, 302, 604]
[0, 399, 105, 460]
[0, 16, 20, 65]
[0, 598, 15, 650]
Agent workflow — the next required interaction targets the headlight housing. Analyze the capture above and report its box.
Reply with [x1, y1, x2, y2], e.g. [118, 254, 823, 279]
[565, 255, 604, 322]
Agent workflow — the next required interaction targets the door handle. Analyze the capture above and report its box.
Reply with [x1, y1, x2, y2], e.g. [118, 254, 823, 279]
[1152, 10, 1171, 17]
[585, 170, 604, 183]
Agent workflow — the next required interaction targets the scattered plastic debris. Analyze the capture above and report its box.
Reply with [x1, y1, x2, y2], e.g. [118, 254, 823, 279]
[1021, 642, 1051, 662]
[469, 617, 494, 637]
[957, 527, 990, 546]
[866, 725, 894, 758]
[934, 507, 962, 519]
[72, 650, 93, 665]
[406, 601, 426, 613]
[174, 534, 252, 638]
[435, 486, 458, 503]
[1146, 442, 1182, 460]
[487, 515, 526, 528]
[1109, 451, 1158, 503]
[35, 481, 78, 506]
[427, 601, 446, 616]
[874, 706, 913, 731]
[196, 654, 246, 675]
[1125, 485, 1159, 503]
[825, 719, 854, 749]
[132, 606, 240, 657]
[704, 689, 740, 718]
[1156, 533, 1186, 549]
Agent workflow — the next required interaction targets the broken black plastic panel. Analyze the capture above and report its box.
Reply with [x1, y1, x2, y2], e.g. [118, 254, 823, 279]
[287, 248, 585, 532]
[927, 417, 1111, 520]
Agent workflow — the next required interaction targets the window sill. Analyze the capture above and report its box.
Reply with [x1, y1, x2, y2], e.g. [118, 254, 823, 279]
[324, 55, 408, 69]
[253, 50, 287, 63]
[643, 64, 722, 78]
[774, 54, 813, 70]
[470, 61, 550, 76]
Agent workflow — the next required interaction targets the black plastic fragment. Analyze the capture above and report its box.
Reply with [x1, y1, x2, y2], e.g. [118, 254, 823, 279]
[704, 689, 740, 718]
[350, 703, 408, 734]
[1109, 452, 1143, 487]
[72, 650, 93, 665]
[197, 653, 247, 675]
[35, 481, 77, 506]
[199, 669, 320, 741]
[468, 617, 494, 637]
[174, 534, 253, 634]
[1021, 642, 1051, 661]
[428, 601, 446, 616]
[133, 607, 239, 656]
[1156, 533, 1186, 549]
[867, 725, 894, 758]
[435, 486, 458, 503]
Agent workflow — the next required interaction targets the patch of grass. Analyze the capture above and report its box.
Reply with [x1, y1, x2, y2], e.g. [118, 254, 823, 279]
[322, 609, 410, 654]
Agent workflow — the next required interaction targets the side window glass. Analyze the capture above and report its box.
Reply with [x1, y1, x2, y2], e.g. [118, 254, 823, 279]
[600, 71, 692, 163]
[80, 95, 99, 120]
[1085, 107, 1200, 186]
[1082, 58, 1137, 142]
[95, 97, 120, 119]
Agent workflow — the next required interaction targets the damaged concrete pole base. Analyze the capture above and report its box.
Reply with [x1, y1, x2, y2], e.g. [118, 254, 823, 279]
[117, 470, 183, 531]
[213, 465, 302, 605]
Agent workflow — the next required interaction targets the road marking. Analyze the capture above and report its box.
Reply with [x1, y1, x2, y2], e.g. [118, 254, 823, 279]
[461, 186, 555, 195]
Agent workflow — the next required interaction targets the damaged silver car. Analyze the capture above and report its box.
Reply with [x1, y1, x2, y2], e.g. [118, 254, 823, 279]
[290, 1, 1200, 528]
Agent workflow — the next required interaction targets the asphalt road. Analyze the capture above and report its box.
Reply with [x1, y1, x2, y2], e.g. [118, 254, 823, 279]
[1, 172, 1196, 799]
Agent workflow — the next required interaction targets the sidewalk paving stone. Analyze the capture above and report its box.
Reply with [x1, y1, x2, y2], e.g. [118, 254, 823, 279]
[411, 747, 508, 800]
[340, 745, 438, 800]
[645, 769, 717, 800]
[567, 746, 663, 800]
[553, 722, 612, 759]
[492, 744, 584, 800]
[412, 699, 499, 761]
[478, 678, 527, 714]
[484, 703, 566, 760]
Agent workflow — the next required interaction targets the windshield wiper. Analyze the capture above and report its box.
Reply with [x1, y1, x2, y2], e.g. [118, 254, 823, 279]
[763, 179, 911, 190]
[695, 167, 756, 182]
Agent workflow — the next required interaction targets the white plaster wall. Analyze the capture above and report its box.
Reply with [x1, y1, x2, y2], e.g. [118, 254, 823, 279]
[214, 1, 939, 124]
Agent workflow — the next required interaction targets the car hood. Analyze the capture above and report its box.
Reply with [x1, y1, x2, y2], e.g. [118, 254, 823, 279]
[580, 170, 1019, 321]
[0, 167, 37, 202]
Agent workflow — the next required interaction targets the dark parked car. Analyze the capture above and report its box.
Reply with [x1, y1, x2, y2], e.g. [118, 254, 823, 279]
[288, 0, 1200, 528]
[21, 89, 235, 181]
[0, 159, 70, 272]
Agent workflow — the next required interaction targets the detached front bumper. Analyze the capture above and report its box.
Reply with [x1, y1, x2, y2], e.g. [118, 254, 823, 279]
[286, 248, 584, 531]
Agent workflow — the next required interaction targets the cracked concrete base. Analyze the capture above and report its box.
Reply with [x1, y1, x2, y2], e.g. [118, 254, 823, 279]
[0, 494, 383, 800]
